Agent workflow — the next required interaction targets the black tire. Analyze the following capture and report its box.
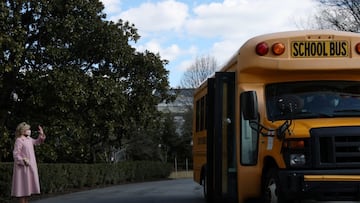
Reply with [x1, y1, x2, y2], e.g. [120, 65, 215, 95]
[262, 168, 295, 203]
[202, 173, 209, 201]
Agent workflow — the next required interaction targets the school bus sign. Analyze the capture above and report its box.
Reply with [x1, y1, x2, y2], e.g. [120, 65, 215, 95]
[291, 41, 349, 57]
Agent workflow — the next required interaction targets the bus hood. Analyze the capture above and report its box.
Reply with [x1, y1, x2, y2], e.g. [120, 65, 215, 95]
[265, 118, 360, 138]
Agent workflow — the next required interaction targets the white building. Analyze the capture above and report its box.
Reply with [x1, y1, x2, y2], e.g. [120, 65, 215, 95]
[157, 88, 194, 136]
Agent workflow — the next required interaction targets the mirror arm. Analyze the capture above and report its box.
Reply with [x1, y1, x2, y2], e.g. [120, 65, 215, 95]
[249, 120, 275, 137]
[249, 119, 292, 140]
[276, 120, 292, 140]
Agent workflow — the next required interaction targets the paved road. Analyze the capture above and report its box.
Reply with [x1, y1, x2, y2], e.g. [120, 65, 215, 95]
[30, 178, 359, 203]
[30, 178, 205, 203]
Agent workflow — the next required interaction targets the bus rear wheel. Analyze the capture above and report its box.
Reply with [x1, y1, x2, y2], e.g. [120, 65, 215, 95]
[263, 168, 295, 203]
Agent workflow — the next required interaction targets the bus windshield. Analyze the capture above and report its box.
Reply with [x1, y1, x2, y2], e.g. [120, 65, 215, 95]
[266, 81, 360, 121]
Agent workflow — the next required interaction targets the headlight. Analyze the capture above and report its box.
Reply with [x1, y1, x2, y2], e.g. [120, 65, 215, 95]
[290, 154, 306, 166]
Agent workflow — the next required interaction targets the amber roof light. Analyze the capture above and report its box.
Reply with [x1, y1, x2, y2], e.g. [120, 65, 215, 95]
[272, 42, 285, 55]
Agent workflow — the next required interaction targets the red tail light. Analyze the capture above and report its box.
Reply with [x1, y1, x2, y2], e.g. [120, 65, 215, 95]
[256, 42, 269, 56]
[355, 42, 360, 54]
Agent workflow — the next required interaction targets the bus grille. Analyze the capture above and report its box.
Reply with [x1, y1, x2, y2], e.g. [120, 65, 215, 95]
[311, 126, 360, 168]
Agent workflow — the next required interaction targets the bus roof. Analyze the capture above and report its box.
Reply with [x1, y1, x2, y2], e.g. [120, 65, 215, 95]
[221, 30, 360, 72]
[194, 30, 360, 94]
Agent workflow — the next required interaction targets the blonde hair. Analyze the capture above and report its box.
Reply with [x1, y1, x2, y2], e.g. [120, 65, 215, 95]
[15, 122, 31, 138]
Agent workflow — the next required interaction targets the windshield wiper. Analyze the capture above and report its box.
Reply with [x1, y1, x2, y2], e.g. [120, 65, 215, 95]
[310, 112, 334, 118]
[275, 111, 334, 119]
[334, 109, 360, 114]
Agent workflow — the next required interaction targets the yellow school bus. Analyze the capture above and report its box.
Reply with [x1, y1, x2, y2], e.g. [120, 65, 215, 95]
[192, 30, 360, 203]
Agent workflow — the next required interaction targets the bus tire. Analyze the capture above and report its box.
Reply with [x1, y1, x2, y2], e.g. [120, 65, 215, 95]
[262, 168, 294, 203]
[202, 172, 209, 201]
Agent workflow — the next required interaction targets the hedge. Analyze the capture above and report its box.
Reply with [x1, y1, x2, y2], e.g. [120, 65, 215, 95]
[0, 161, 172, 202]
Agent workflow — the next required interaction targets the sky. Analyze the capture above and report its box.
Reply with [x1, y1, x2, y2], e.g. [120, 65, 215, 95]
[100, 0, 319, 87]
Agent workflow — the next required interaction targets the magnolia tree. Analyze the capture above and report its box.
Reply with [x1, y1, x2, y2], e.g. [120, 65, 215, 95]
[0, 0, 173, 163]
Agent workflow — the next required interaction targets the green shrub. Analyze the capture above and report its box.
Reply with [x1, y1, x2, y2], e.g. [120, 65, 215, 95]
[0, 161, 172, 202]
[0, 163, 12, 203]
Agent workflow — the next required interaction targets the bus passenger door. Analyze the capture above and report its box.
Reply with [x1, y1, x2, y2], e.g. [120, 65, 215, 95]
[206, 72, 237, 203]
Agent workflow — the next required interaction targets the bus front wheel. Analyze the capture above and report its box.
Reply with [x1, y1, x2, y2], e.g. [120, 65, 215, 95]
[202, 173, 208, 200]
[263, 168, 294, 203]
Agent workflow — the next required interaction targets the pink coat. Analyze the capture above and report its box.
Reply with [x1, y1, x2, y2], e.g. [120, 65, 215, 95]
[11, 135, 45, 197]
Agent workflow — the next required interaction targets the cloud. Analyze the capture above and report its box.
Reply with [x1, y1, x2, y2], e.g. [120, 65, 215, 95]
[104, 0, 317, 61]
[186, 0, 317, 38]
[115, 0, 188, 33]
[101, 0, 123, 15]
[211, 39, 240, 66]
[100, 0, 318, 87]
[134, 39, 198, 63]
[137, 40, 181, 61]
[184, 0, 318, 67]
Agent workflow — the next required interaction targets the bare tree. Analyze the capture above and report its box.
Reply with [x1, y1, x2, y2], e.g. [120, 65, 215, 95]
[313, 0, 360, 32]
[180, 55, 218, 89]
[173, 55, 217, 159]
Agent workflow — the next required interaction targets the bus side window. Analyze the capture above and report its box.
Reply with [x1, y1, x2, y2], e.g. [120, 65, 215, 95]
[195, 96, 207, 132]
[240, 96, 259, 165]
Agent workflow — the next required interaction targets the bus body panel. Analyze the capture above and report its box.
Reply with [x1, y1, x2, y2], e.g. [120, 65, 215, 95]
[193, 30, 360, 203]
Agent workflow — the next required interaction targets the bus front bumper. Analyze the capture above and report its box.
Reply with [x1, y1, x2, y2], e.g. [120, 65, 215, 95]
[278, 169, 360, 201]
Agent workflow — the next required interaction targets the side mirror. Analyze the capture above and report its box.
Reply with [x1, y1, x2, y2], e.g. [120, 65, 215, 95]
[241, 91, 258, 120]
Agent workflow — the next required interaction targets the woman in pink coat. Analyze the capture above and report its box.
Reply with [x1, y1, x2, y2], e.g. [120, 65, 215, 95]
[11, 122, 46, 203]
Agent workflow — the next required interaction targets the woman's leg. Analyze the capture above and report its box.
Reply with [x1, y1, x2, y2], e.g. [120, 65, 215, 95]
[18, 197, 26, 203]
